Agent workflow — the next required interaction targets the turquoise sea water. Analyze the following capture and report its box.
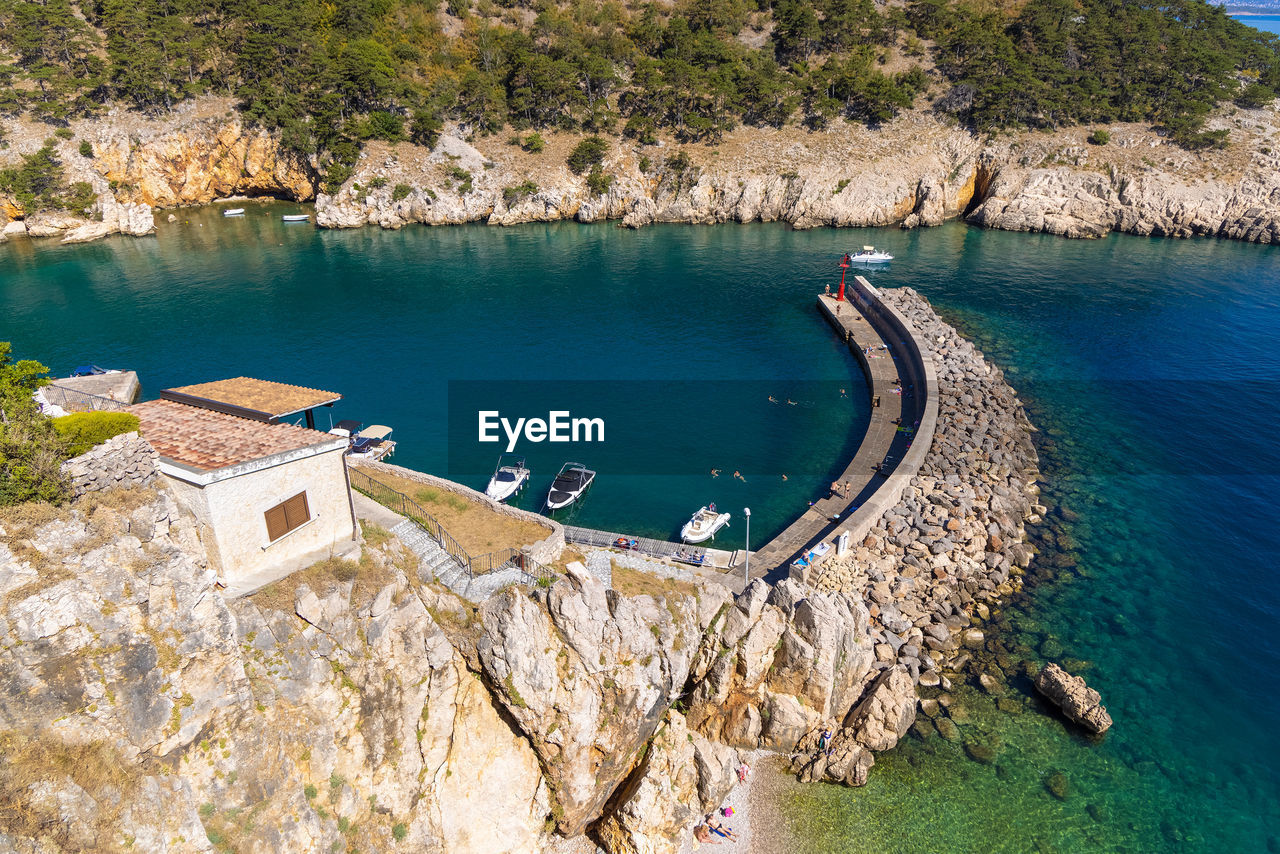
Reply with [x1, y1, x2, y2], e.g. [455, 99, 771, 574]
[3, 210, 1279, 851]
[1233, 13, 1280, 35]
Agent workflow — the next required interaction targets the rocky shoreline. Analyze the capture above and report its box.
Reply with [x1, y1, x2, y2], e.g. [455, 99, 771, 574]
[4, 99, 1280, 246]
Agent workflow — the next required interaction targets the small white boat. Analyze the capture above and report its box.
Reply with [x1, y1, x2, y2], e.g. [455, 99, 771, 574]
[222, 208, 245, 217]
[681, 504, 731, 543]
[348, 424, 396, 461]
[545, 462, 595, 511]
[282, 214, 310, 222]
[485, 454, 530, 503]
[847, 245, 893, 264]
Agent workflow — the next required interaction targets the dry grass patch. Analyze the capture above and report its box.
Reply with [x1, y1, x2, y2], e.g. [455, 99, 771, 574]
[250, 551, 401, 615]
[549, 546, 584, 575]
[0, 731, 141, 850]
[609, 564, 699, 601]
[0, 500, 65, 544]
[355, 469, 551, 555]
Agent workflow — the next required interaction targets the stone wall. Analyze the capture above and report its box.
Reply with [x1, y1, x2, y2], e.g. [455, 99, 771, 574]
[60, 431, 159, 497]
[350, 459, 565, 564]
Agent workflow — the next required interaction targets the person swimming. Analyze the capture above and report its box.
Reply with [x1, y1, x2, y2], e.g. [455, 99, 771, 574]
[711, 468, 721, 477]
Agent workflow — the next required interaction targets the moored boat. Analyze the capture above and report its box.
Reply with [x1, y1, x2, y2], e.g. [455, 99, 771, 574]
[680, 504, 731, 543]
[222, 208, 245, 217]
[847, 245, 894, 263]
[545, 462, 595, 511]
[282, 214, 310, 222]
[348, 424, 396, 461]
[485, 454, 530, 503]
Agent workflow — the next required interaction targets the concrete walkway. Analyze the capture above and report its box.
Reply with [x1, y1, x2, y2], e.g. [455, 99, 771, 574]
[744, 286, 935, 582]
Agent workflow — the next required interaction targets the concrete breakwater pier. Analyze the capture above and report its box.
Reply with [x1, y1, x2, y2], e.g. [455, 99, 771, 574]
[738, 276, 1042, 690]
[812, 288, 1042, 686]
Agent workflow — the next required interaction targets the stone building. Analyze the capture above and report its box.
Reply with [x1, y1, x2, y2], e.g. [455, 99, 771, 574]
[130, 378, 358, 594]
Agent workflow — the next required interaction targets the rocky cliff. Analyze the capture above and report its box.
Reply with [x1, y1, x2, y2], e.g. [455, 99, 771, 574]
[4, 99, 1280, 246]
[0, 479, 910, 853]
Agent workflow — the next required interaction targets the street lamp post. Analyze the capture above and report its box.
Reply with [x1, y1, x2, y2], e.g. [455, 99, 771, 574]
[743, 507, 751, 588]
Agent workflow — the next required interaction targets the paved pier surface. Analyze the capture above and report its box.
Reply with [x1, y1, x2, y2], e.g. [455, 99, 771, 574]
[48, 371, 140, 408]
[742, 282, 937, 582]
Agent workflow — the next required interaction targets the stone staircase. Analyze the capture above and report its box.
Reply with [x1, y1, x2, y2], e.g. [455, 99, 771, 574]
[390, 519, 533, 603]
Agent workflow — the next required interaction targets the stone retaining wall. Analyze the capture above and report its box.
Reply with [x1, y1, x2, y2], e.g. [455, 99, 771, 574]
[60, 431, 159, 497]
[349, 459, 565, 564]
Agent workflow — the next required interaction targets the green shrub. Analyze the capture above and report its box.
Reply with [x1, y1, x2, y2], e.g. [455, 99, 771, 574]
[0, 344, 68, 506]
[503, 180, 537, 205]
[78, 140, 93, 158]
[304, 784, 318, 799]
[392, 822, 408, 842]
[368, 176, 387, 189]
[446, 166, 472, 194]
[638, 155, 652, 174]
[566, 136, 608, 174]
[363, 110, 405, 142]
[54, 128, 74, 140]
[1088, 129, 1111, 145]
[521, 132, 545, 153]
[66, 181, 95, 213]
[585, 165, 613, 196]
[392, 183, 412, 201]
[52, 412, 141, 457]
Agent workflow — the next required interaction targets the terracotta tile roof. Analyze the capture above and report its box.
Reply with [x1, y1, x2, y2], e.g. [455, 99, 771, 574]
[161, 377, 341, 420]
[131, 399, 340, 472]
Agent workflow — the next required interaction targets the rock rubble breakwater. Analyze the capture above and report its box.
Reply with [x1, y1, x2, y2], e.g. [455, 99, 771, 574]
[813, 286, 1043, 696]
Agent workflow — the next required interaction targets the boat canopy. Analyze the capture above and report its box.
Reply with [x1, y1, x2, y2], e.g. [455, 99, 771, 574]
[359, 425, 393, 439]
[862, 245, 875, 251]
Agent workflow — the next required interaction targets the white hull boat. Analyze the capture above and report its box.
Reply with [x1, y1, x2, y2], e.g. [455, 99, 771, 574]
[681, 505, 731, 543]
[545, 462, 595, 511]
[485, 455, 530, 503]
[848, 245, 893, 264]
[282, 214, 310, 222]
[222, 208, 245, 217]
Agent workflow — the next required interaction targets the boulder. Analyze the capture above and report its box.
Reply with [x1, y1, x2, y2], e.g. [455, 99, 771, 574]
[1034, 662, 1112, 733]
[842, 665, 917, 751]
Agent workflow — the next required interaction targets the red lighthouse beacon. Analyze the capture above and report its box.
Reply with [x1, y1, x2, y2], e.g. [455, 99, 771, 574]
[837, 252, 851, 301]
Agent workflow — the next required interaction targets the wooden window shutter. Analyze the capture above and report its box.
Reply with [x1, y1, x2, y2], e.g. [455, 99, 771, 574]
[284, 492, 310, 529]
[265, 491, 310, 541]
[264, 504, 288, 541]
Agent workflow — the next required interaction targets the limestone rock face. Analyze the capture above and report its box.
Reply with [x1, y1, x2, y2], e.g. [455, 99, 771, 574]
[476, 563, 705, 835]
[685, 579, 875, 752]
[93, 119, 315, 207]
[968, 157, 1280, 244]
[1034, 662, 1112, 733]
[594, 711, 738, 854]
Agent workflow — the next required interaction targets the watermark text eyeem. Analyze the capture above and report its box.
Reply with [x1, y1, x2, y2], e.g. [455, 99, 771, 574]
[478, 410, 605, 453]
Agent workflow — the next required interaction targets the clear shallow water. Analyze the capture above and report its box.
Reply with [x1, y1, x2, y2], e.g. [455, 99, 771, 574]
[4, 212, 1279, 851]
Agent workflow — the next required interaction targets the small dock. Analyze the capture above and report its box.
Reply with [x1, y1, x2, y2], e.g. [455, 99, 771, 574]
[43, 371, 140, 412]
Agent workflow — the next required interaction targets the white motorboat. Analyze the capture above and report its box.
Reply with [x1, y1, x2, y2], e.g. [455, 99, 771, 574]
[545, 462, 595, 511]
[485, 454, 530, 503]
[348, 424, 396, 461]
[681, 504, 731, 543]
[847, 245, 893, 264]
[222, 208, 245, 217]
[282, 214, 310, 222]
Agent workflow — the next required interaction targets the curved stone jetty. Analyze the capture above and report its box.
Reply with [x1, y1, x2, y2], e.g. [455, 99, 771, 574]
[1034, 662, 1113, 734]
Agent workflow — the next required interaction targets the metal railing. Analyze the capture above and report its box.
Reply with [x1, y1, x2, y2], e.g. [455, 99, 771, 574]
[563, 524, 722, 570]
[42, 384, 132, 413]
[349, 467, 556, 589]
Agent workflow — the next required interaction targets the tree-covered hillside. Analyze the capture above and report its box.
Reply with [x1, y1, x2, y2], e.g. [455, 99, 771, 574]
[0, 0, 1277, 168]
